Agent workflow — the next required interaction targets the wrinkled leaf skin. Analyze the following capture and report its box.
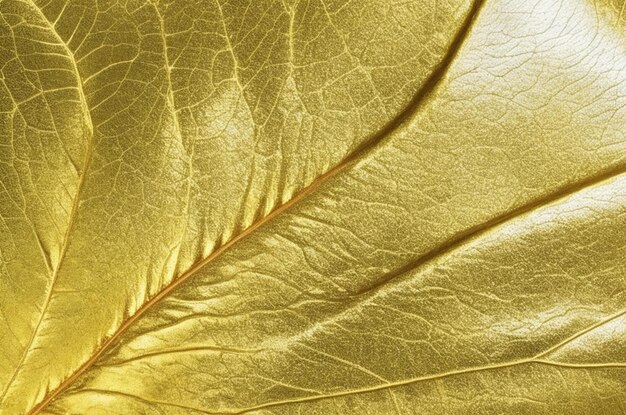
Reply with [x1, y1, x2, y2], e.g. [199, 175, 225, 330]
[1, 0, 626, 414]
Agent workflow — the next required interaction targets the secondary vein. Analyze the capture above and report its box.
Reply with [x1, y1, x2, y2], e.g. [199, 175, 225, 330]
[0, 0, 94, 405]
[233, 359, 626, 414]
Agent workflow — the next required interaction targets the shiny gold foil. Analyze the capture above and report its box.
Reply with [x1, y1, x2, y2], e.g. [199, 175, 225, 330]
[1, 0, 625, 413]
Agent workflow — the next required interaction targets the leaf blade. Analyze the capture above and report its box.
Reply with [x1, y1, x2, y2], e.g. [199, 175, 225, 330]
[2, 0, 626, 414]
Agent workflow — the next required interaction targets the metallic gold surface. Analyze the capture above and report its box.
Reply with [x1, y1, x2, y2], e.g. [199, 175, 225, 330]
[0, 0, 625, 414]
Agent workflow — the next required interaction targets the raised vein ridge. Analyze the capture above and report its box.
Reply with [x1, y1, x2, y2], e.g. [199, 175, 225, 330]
[0, 0, 94, 406]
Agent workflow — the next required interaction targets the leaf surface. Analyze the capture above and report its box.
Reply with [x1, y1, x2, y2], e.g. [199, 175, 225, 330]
[1, 0, 626, 414]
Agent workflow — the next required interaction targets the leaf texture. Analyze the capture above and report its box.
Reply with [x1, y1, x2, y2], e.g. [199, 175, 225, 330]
[0, 0, 625, 414]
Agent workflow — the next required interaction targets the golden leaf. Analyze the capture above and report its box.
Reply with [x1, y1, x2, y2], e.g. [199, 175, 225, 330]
[1, 0, 625, 414]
